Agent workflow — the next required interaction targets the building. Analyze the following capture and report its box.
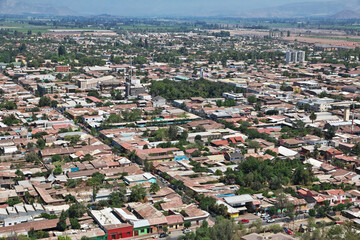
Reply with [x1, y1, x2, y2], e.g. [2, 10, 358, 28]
[286, 50, 305, 64]
[90, 208, 133, 240]
[37, 83, 56, 96]
[123, 173, 157, 185]
[77, 76, 116, 90]
[55, 65, 71, 72]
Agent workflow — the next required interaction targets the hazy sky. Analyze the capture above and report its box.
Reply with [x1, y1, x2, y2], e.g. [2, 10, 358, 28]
[31, 0, 330, 16]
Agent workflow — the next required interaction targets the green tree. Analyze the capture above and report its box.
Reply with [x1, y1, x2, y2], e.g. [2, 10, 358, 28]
[58, 45, 66, 56]
[109, 187, 127, 207]
[53, 166, 63, 175]
[247, 95, 257, 104]
[57, 210, 68, 231]
[70, 218, 81, 229]
[184, 221, 191, 229]
[129, 184, 147, 202]
[36, 138, 46, 149]
[149, 182, 160, 194]
[68, 203, 86, 218]
[310, 111, 317, 123]
[25, 153, 41, 163]
[38, 96, 51, 107]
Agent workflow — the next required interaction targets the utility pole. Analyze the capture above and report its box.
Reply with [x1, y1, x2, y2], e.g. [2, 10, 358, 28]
[352, 99, 355, 135]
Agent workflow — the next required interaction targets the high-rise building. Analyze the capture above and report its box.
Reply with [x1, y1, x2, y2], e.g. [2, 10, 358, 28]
[286, 50, 305, 64]
[37, 83, 56, 96]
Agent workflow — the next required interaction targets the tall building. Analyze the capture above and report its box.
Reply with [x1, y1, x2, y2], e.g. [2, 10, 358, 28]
[37, 83, 56, 96]
[286, 50, 305, 64]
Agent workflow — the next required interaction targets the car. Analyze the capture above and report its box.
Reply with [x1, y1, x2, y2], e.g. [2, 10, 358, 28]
[261, 214, 270, 218]
[316, 221, 322, 225]
[159, 233, 168, 238]
[183, 229, 192, 234]
[240, 219, 250, 224]
[266, 218, 275, 223]
[283, 227, 293, 235]
[335, 221, 344, 224]
[271, 215, 280, 219]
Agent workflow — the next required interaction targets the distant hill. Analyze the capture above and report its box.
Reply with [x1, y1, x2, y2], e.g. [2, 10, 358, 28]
[330, 10, 360, 19]
[240, 0, 360, 18]
[0, 0, 76, 15]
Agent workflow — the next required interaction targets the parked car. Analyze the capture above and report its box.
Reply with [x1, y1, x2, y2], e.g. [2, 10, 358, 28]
[240, 219, 250, 224]
[159, 233, 168, 238]
[284, 227, 293, 235]
[183, 229, 192, 234]
[261, 213, 270, 218]
[266, 218, 275, 223]
[271, 215, 280, 219]
[335, 221, 344, 224]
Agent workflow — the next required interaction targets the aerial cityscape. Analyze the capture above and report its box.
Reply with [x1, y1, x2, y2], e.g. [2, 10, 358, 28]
[2, 1, 360, 240]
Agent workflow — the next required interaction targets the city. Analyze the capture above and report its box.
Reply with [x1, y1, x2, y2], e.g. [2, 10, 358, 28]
[1, 2, 360, 240]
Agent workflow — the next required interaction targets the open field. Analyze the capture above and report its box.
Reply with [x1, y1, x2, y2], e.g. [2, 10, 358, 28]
[283, 36, 360, 48]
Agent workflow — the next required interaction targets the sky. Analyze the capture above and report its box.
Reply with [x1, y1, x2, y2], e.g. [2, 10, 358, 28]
[30, 0, 331, 16]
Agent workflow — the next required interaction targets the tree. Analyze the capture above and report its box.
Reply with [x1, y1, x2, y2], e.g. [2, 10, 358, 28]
[58, 45, 66, 56]
[168, 125, 179, 141]
[87, 172, 105, 186]
[184, 221, 191, 229]
[269, 176, 282, 190]
[51, 155, 62, 162]
[51, 100, 58, 108]
[195, 135, 202, 142]
[67, 179, 78, 188]
[310, 111, 317, 123]
[25, 153, 41, 163]
[70, 218, 80, 229]
[144, 161, 153, 172]
[38, 96, 51, 107]
[57, 210, 68, 231]
[109, 187, 126, 207]
[129, 184, 147, 202]
[247, 95, 257, 104]
[36, 138, 46, 149]
[53, 166, 63, 175]
[2, 114, 19, 126]
[58, 236, 72, 240]
[149, 183, 160, 194]
[68, 203, 86, 218]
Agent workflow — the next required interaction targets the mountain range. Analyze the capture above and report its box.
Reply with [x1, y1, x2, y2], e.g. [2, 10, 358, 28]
[240, 0, 360, 18]
[1, 0, 360, 18]
[0, 0, 75, 16]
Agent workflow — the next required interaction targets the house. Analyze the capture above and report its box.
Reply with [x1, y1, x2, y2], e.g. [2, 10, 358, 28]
[83, 115, 104, 123]
[123, 173, 156, 185]
[152, 96, 166, 108]
[90, 208, 133, 240]
[216, 200, 239, 219]
[275, 146, 299, 158]
[280, 138, 305, 148]
[166, 214, 184, 230]
[223, 194, 254, 213]
[224, 151, 244, 162]
[180, 204, 209, 226]
[325, 189, 348, 204]
[131, 220, 151, 237]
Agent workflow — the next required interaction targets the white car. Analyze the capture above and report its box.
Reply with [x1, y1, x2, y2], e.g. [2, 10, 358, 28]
[266, 218, 275, 223]
[183, 229, 192, 234]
